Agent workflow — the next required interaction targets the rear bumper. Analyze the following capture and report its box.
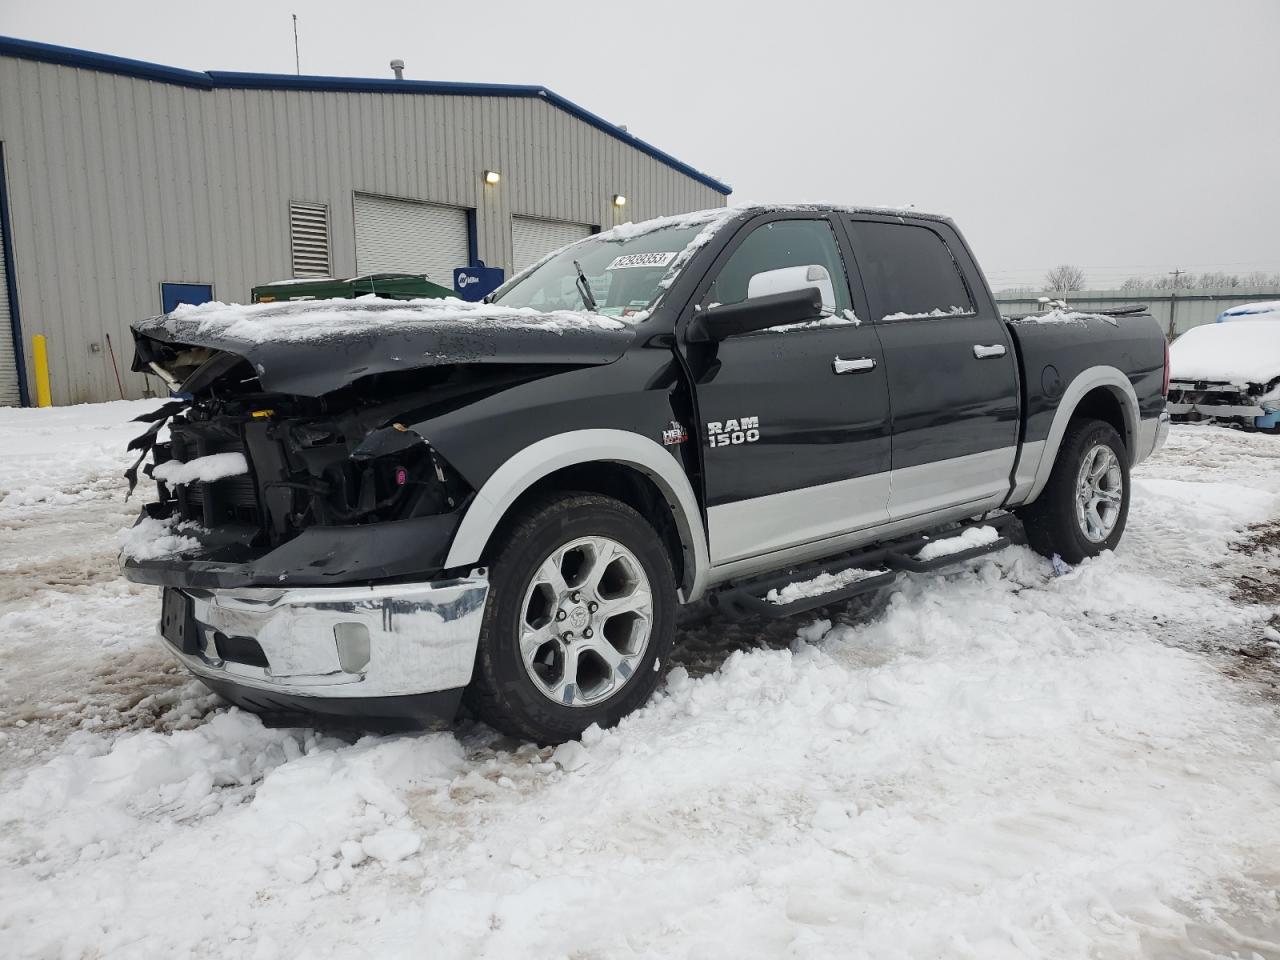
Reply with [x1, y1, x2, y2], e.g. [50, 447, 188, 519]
[1136, 411, 1170, 463]
[158, 574, 488, 707]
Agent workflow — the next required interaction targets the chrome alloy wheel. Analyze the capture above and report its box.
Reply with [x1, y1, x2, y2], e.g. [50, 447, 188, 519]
[1074, 443, 1123, 543]
[519, 536, 654, 707]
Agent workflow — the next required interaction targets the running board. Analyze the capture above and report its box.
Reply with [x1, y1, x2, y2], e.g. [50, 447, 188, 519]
[710, 514, 1019, 620]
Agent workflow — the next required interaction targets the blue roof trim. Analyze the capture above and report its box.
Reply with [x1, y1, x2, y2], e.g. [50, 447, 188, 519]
[0, 35, 732, 195]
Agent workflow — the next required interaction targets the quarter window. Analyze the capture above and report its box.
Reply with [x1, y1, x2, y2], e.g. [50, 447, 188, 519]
[847, 220, 974, 320]
[707, 219, 852, 315]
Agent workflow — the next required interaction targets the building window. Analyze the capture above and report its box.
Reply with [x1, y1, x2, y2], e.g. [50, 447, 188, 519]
[289, 201, 331, 278]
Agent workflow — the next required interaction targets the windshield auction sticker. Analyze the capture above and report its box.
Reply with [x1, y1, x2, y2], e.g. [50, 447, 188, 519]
[606, 251, 677, 270]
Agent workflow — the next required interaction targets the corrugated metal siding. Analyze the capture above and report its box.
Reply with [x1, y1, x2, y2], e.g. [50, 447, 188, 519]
[511, 216, 593, 273]
[995, 288, 1280, 337]
[0, 190, 15, 406]
[0, 56, 727, 404]
[353, 193, 468, 284]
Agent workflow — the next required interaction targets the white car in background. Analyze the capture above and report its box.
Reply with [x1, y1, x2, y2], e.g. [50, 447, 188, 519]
[1168, 300, 1280, 432]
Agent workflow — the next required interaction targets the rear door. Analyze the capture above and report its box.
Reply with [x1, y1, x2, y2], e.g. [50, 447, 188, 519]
[683, 213, 892, 565]
[841, 216, 1018, 520]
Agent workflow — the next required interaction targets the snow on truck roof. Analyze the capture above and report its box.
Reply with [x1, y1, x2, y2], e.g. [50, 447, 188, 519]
[1218, 300, 1280, 321]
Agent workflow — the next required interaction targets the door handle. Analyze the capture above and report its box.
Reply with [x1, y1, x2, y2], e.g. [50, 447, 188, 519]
[973, 344, 1007, 359]
[832, 356, 876, 374]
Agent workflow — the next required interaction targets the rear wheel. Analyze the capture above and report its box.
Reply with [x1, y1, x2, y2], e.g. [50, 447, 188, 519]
[465, 494, 677, 744]
[1019, 418, 1130, 564]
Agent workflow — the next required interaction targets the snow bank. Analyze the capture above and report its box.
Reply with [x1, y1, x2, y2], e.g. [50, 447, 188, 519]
[766, 565, 885, 604]
[1170, 318, 1280, 383]
[147, 296, 626, 345]
[151, 452, 247, 486]
[3, 401, 1280, 958]
[915, 524, 1001, 560]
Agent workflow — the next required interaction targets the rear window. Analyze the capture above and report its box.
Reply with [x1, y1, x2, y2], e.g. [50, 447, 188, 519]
[846, 220, 974, 320]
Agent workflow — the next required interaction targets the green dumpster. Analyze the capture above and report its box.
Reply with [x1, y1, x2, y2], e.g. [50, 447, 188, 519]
[251, 273, 456, 304]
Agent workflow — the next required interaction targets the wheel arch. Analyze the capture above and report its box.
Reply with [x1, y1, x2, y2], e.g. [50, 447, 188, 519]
[444, 429, 710, 602]
[1023, 366, 1139, 504]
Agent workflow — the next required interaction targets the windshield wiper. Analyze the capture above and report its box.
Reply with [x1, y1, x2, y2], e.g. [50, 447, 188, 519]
[572, 260, 599, 312]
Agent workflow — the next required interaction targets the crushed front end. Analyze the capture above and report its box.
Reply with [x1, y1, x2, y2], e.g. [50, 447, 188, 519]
[122, 358, 489, 721]
[1166, 377, 1280, 432]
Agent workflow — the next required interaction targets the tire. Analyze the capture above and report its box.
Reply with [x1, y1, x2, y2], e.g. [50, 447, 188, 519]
[1018, 418, 1131, 564]
[465, 493, 677, 744]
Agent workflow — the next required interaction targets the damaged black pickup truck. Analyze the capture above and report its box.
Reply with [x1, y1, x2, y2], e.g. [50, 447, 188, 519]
[122, 204, 1169, 743]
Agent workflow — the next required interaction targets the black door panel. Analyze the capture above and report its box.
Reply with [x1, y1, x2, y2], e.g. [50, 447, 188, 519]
[682, 214, 893, 564]
[842, 216, 1018, 514]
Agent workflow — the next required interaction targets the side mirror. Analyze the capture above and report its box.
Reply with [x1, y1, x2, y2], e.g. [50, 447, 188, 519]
[746, 264, 835, 310]
[692, 287, 823, 341]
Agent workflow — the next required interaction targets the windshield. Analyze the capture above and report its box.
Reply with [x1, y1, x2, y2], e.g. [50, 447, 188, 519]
[493, 225, 703, 318]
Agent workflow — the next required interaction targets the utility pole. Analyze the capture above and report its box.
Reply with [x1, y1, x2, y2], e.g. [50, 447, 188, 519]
[292, 15, 300, 75]
[1168, 269, 1183, 339]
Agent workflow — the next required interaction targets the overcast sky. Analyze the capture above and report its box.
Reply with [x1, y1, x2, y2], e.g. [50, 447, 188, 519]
[4, 0, 1278, 289]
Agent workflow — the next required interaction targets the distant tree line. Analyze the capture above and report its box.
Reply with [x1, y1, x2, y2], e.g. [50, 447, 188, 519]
[996, 266, 1280, 296]
[1117, 271, 1280, 291]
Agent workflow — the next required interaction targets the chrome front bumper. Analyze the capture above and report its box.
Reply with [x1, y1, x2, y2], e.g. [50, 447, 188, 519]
[159, 573, 489, 700]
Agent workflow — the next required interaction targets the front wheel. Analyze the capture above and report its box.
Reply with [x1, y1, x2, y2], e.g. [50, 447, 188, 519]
[465, 493, 677, 744]
[1018, 418, 1131, 564]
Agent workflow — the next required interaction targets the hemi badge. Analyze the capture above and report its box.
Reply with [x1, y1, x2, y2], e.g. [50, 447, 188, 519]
[662, 421, 689, 446]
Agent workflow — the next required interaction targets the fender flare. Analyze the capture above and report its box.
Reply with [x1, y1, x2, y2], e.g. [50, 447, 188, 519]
[443, 429, 711, 602]
[1022, 365, 1139, 504]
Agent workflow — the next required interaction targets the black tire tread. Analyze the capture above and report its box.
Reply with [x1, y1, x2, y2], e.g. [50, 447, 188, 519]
[464, 492, 676, 743]
[1018, 417, 1130, 564]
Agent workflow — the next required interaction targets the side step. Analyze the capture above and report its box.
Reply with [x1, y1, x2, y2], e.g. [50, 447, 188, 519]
[710, 514, 1019, 620]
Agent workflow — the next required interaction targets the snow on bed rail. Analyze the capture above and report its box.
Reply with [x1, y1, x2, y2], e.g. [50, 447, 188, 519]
[766, 566, 887, 604]
[914, 524, 1001, 561]
[1009, 308, 1119, 327]
[143, 297, 627, 344]
[151, 452, 248, 486]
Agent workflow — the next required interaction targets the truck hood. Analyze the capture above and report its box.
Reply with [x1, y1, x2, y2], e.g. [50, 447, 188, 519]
[1170, 319, 1280, 385]
[131, 297, 636, 396]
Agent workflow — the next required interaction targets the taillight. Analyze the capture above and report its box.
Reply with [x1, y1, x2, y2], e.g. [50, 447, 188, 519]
[1162, 340, 1170, 397]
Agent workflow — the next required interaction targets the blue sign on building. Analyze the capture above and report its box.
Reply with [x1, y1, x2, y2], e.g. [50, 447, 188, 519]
[453, 261, 505, 302]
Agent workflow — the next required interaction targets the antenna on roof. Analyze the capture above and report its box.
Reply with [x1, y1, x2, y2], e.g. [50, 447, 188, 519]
[292, 14, 301, 75]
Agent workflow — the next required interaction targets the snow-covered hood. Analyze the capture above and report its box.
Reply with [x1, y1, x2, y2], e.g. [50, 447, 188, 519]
[1169, 319, 1280, 385]
[130, 297, 636, 396]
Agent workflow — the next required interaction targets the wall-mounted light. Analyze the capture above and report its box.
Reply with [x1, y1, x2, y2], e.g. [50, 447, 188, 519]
[612, 194, 627, 207]
[483, 170, 501, 185]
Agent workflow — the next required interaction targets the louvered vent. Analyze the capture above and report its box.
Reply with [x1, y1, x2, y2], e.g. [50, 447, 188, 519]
[289, 201, 331, 277]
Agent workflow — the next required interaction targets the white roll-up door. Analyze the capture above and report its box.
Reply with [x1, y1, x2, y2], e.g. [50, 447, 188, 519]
[512, 217, 593, 274]
[353, 193, 469, 289]
[0, 209, 19, 407]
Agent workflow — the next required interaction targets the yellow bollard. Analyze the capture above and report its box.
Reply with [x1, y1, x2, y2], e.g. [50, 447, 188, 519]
[32, 334, 52, 407]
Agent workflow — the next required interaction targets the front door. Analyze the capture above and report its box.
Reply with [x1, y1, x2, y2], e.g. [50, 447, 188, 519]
[682, 214, 893, 565]
[842, 216, 1019, 520]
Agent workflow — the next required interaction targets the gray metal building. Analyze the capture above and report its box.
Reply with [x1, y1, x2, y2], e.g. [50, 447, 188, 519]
[0, 37, 730, 406]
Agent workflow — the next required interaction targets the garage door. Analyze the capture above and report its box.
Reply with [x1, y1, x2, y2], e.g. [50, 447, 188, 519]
[512, 216, 593, 274]
[0, 203, 18, 407]
[353, 193, 470, 290]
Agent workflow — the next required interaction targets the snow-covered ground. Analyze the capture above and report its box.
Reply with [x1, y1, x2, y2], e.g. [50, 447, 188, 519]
[1, 402, 1279, 959]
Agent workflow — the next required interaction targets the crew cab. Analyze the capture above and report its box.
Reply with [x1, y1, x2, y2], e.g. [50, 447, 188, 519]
[121, 205, 1170, 743]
